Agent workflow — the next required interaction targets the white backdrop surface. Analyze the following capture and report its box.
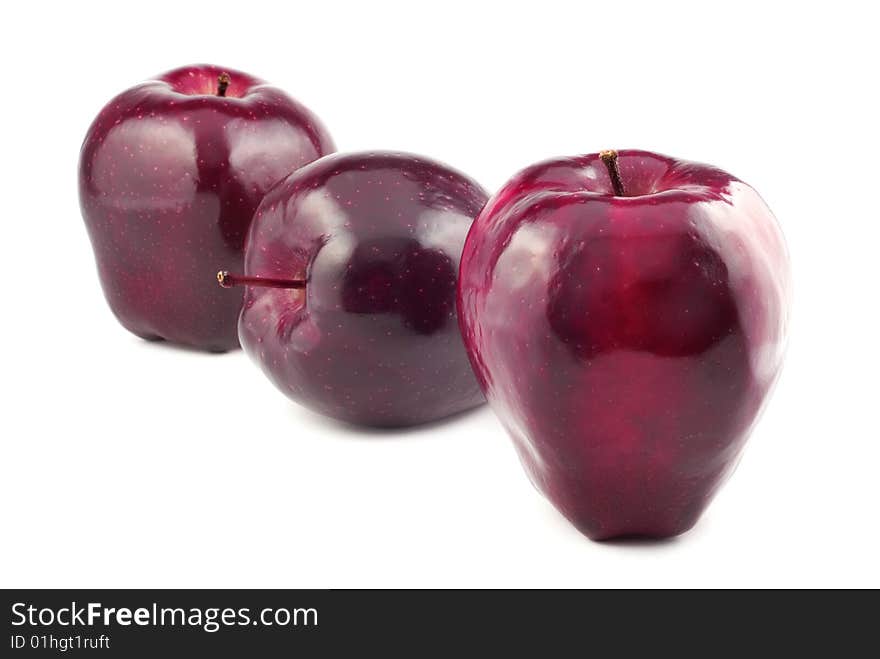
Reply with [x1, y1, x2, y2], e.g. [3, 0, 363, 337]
[1, 0, 877, 587]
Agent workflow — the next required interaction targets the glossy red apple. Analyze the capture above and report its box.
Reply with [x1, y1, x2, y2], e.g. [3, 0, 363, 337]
[458, 150, 791, 540]
[79, 64, 334, 351]
[219, 151, 488, 427]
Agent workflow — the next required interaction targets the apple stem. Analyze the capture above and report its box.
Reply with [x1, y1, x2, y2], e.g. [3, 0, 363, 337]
[217, 73, 231, 97]
[599, 150, 626, 196]
[217, 271, 305, 290]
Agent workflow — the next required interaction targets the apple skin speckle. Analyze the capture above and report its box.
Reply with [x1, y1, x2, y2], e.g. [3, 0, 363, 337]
[79, 64, 335, 351]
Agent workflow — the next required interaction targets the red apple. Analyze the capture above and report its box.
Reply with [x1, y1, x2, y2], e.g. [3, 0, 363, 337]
[458, 150, 791, 540]
[219, 151, 488, 427]
[79, 64, 334, 351]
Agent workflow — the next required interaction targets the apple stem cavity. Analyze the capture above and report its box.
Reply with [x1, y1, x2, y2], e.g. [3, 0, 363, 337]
[217, 73, 231, 97]
[217, 271, 305, 290]
[599, 150, 626, 197]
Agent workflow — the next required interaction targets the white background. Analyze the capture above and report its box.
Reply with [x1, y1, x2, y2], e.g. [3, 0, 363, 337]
[1, 0, 877, 588]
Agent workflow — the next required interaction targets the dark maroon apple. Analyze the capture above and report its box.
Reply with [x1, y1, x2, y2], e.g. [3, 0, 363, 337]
[79, 64, 334, 351]
[458, 150, 791, 540]
[218, 151, 488, 427]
